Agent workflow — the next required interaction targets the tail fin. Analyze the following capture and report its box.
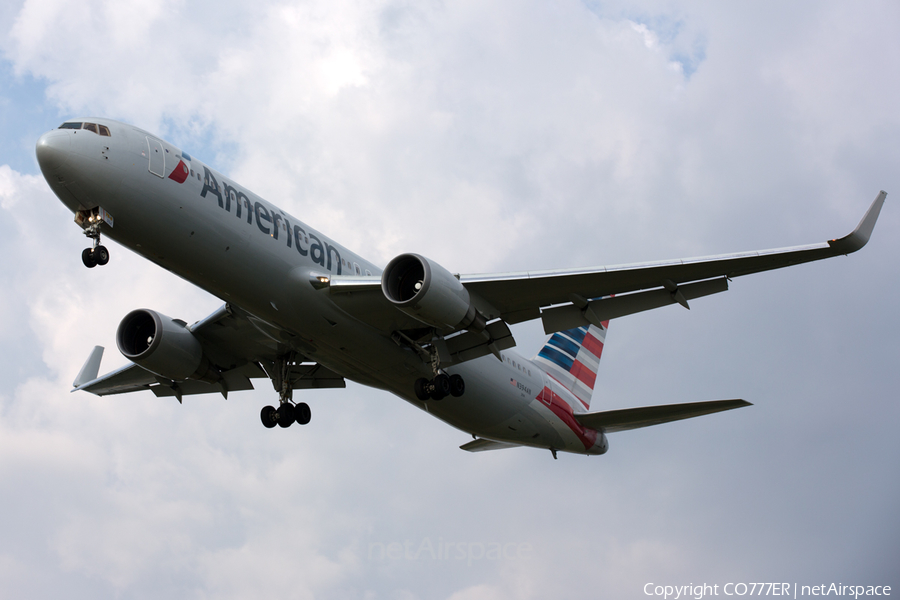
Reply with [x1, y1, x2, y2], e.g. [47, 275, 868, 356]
[532, 323, 608, 410]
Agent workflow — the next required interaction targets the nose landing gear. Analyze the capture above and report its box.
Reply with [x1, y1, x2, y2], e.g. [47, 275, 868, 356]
[82, 244, 110, 268]
[77, 208, 112, 268]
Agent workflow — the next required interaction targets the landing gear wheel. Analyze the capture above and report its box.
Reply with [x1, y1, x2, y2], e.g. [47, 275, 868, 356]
[414, 378, 431, 401]
[260, 405, 277, 428]
[431, 373, 450, 400]
[94, 245, 110, 265]
[276, 403, 295, 428]
[449, 374, 465, 397]
[82, 248, 97, 268]
[294, 402, 311, 425]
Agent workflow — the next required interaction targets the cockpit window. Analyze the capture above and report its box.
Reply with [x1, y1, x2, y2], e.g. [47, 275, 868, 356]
[57, 121, 112, 136]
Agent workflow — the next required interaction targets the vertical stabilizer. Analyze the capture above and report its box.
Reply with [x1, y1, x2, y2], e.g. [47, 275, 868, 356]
[532, 323, 607, 410]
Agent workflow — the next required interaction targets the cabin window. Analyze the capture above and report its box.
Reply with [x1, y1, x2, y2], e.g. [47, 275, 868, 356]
[59, 122, 83, 129]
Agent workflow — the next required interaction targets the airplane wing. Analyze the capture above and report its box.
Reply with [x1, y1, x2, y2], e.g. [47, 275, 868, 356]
[574, 399, 751, 433]
[461, 191, 886, 332]
[72, 304, 346, 400]
[327, 192, 884, 337]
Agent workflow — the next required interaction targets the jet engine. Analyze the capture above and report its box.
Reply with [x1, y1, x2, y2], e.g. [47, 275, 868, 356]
[116, 309, 218, 382]
[381, 253, 484, 331]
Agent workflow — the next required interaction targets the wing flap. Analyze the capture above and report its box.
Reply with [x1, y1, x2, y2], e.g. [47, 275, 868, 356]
[150, 368, 257, 398]
[540, 277, 728, 334]
[574, 399, 751, 433]
[435, 320, 516, 365]
[288, 363, 346, 389]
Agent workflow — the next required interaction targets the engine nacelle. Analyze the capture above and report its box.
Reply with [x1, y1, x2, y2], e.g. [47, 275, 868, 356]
[116, 309, 214, 382]
[381, 253, 483, 331]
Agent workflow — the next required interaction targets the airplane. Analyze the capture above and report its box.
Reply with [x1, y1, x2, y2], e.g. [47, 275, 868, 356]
[35, 117, 885, 459]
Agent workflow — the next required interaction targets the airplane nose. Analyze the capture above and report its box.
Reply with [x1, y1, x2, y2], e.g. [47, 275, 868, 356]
[35, 130, 72, 174]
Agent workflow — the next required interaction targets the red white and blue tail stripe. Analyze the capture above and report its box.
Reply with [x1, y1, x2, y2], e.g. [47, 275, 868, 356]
[532, 323, 607, 410]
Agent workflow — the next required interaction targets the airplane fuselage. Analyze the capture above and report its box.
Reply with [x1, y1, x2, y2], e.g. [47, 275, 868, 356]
[37, 118, 609, 455]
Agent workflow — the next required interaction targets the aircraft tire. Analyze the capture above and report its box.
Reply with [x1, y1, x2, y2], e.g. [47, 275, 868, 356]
[295, 402, 311, 425]
[260, 405, 278, 428]
[277, 403, 295, 428]
[414, 378, 431, 401]
[431, 374, 450, 400]
[94, 245, 110, 265]
[82, 248, 97, 268]
[449, 374, 465, 397]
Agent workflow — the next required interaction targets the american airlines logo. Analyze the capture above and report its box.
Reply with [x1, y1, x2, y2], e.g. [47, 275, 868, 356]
[197, 165, 345, 273]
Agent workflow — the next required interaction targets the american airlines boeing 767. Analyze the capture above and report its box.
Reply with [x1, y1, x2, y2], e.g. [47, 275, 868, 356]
[35, 118, 885, 458]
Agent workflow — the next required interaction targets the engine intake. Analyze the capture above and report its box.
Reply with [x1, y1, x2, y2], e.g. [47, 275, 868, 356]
[382, 253, 484, 331]
[116, 309, 217, 382]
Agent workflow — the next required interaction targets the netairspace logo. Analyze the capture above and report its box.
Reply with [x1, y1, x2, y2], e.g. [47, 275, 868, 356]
[368, 538, 532, 567]
[643, 582, 891, 599]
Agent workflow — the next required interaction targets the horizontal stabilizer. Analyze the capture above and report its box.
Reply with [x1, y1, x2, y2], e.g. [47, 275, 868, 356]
[460, 438, 520, 452]
[574, 399, 751, 433]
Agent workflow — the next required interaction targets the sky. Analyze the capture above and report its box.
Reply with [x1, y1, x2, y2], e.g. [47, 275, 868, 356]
[1, 1, 899, 598]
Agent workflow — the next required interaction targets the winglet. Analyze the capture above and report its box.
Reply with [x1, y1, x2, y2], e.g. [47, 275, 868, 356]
[73, 346, 104, 388]
[828, 190, 887, 254]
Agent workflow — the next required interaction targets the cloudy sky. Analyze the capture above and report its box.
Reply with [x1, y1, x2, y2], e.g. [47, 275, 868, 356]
[1, 1, 899, 598]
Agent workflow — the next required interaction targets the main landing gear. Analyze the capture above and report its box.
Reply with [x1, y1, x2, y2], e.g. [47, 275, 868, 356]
[392, 330, 466, 401]
[260, 402, 311, 429]
[260, 352, 312, 429]
[414, 373, 465, 401]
